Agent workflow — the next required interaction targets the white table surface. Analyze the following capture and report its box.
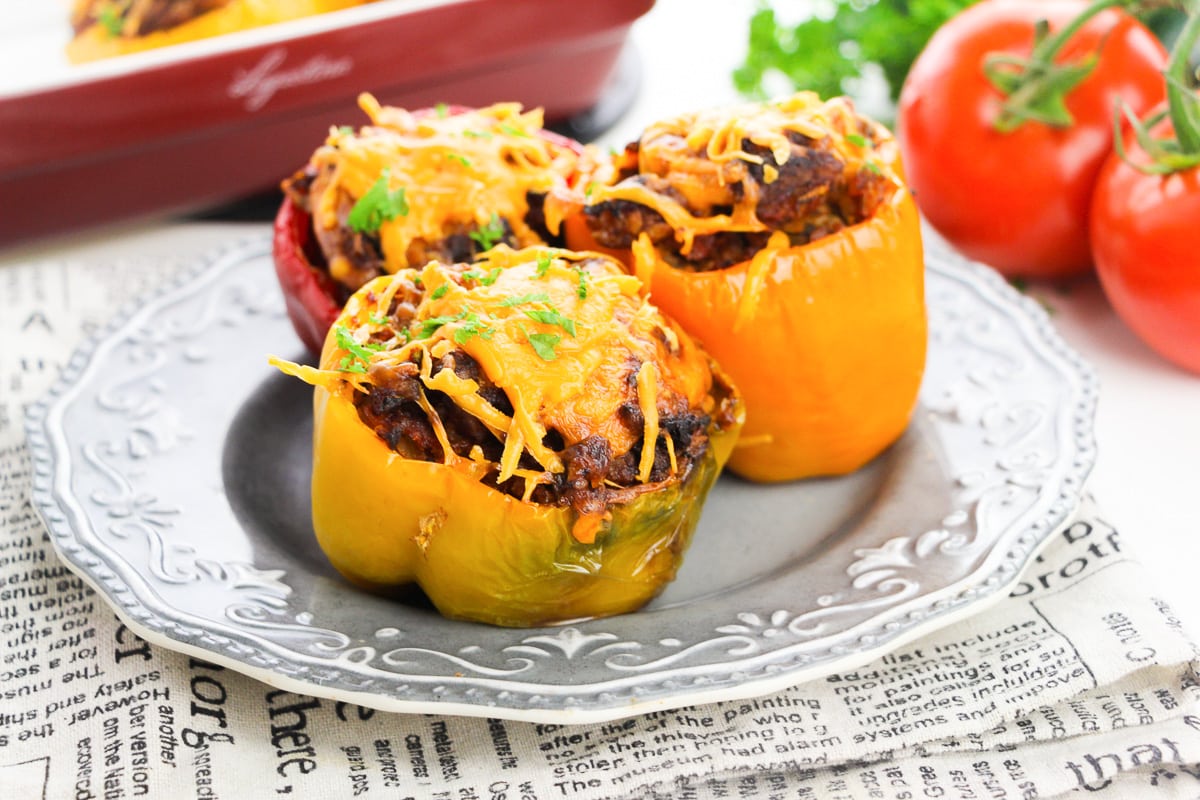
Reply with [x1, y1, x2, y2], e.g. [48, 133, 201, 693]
[4, 0, 1198, 637]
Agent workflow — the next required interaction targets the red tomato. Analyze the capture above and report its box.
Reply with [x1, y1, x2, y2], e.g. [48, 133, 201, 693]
[1091, 115, 1200, 374]
[897, 0, 1166, 279]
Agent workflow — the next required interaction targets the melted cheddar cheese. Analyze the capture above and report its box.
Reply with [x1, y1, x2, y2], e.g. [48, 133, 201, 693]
[590, 92, 898, 255]
[273, 247, 716, 484]
[307, 95, 583, 280]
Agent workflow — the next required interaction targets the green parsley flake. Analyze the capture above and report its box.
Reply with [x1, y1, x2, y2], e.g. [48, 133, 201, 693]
[416, 314, 460, 340]
[434, 102, 449, 118]
[347, 169, 409, 233]
[846, 133, 869, 148]
[469, 214, 506, 251]
[447, 154, 473, 168]
[499, 124, 530, 138]
[431, 284, 450, 300]
[526, 331, 562, 361]
[524, 308, 576, 337]
[500, 292, 551, 307]
[336, 125, 355, 136]
[463, 130, 493, 139]
[368, 311, 389, 325]
[575, 267, 589, 299]
[862, 161, 882, 175]
[535, 253, 554, 277]
[97, 6, 123, 37]
[334, 325, 382, 373]
[462, 266, 502, 286]
[453, 313, 495, 345]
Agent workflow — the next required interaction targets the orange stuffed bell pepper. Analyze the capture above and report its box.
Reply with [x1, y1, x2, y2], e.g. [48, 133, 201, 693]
[571, 92, 926, 483]
[271, 246, 743, 627]
[274, 95, 591, 353]
[68, 0, 366, 62]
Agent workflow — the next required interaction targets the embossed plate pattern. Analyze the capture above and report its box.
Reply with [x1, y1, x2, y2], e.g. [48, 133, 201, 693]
[26, 234, 1097, 723]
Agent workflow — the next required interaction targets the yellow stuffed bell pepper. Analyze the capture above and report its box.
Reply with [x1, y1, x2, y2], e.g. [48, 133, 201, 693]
[272, 246, 743, 627]
[571, 92, 926, 483]
[68, 0, 366, 63]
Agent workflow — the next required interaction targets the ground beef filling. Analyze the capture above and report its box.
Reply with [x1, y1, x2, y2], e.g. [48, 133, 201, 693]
[352, 349, 711, 516]
[585, 130, 894, 272]
[283, 164, 561, 295]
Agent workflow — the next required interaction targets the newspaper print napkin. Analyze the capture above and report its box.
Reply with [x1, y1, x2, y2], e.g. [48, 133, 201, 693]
[1, 226, 1197, 799]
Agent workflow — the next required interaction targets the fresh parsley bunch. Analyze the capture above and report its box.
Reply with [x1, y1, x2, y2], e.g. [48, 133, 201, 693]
[733, 0, 979, 110]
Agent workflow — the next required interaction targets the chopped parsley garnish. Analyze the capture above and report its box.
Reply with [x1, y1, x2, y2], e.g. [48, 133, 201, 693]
[462, 129, 493, 139]
[97, 6, 123, 37]
[416, 314, 460, 340]
[334, 325, 382, 373]
[469, 214, 506, 251]
[584, 181, 597, 199]
[336, 125, 355, 136]
[434, 102, 449, 118]
[347, 169, 409, 233]
[499, 123, 530, 138]
[431, 284, 450, 300]
[524, 308, 576, 337]
[462, 267, 501, 286]
[500, 292, 551, 307]
[368, 311, 389, 325]
[526, 331, 562, 361]
[574, 267, 589, 299]
[846, 133, 869, 148]
[447, 154, 473, 168]
[535, 253, 554, 277]
[453, 313, 495, 345]
[862, 161, 882, 175]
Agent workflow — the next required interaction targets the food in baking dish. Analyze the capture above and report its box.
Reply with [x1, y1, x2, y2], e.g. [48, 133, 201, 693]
[271, 245, 743, 627]
[67, 0, 367, 62]
[569, 92, 927, 483]
[275, 96, 591, 353]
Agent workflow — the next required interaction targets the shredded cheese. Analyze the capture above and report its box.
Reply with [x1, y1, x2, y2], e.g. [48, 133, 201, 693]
[636, 361, 660, 483]
[307, 95, 584, 274]
[588, 92, 899, 256]
[273, 246, 719, 514]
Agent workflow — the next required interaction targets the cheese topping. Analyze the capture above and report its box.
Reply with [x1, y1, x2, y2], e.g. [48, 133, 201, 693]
[589, 92, 898, 255]
[308, 94, 584, 274]
[278, 246, 715, 487]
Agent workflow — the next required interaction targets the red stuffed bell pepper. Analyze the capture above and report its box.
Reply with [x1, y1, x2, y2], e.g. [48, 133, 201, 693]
[274, 95, 591, 353]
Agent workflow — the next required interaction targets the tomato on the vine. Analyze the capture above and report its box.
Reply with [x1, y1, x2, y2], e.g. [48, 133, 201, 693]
[897, 0, 1167, 279]
[1089, 0, 1200, 377]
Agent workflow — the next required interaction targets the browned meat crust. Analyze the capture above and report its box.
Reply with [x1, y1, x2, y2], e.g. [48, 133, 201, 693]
[352, 347, 711, 517]
[586, 129, 893, 272]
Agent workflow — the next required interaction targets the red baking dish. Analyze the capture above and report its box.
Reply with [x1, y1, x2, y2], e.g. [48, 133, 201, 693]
[0, 0, 653, 247]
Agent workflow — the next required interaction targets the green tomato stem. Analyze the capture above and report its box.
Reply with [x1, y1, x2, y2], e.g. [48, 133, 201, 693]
[988, 0, 1127, 132]
[1164, 6, 1200, 153]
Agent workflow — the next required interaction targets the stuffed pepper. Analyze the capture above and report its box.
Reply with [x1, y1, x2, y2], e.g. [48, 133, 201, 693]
[275, 95, 591, 354]
[68, 0, 366, 62]
[271, 246, 743, 627]
[571, 92, 926, 483]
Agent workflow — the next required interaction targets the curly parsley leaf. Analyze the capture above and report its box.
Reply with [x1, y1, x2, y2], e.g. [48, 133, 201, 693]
[733, 0, 978, 110]
[347, 169, 409, 233]
[535, 253, 554, 277]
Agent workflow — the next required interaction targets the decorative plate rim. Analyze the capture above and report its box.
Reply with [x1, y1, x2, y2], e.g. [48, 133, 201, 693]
[24, 232, 1098, 723]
